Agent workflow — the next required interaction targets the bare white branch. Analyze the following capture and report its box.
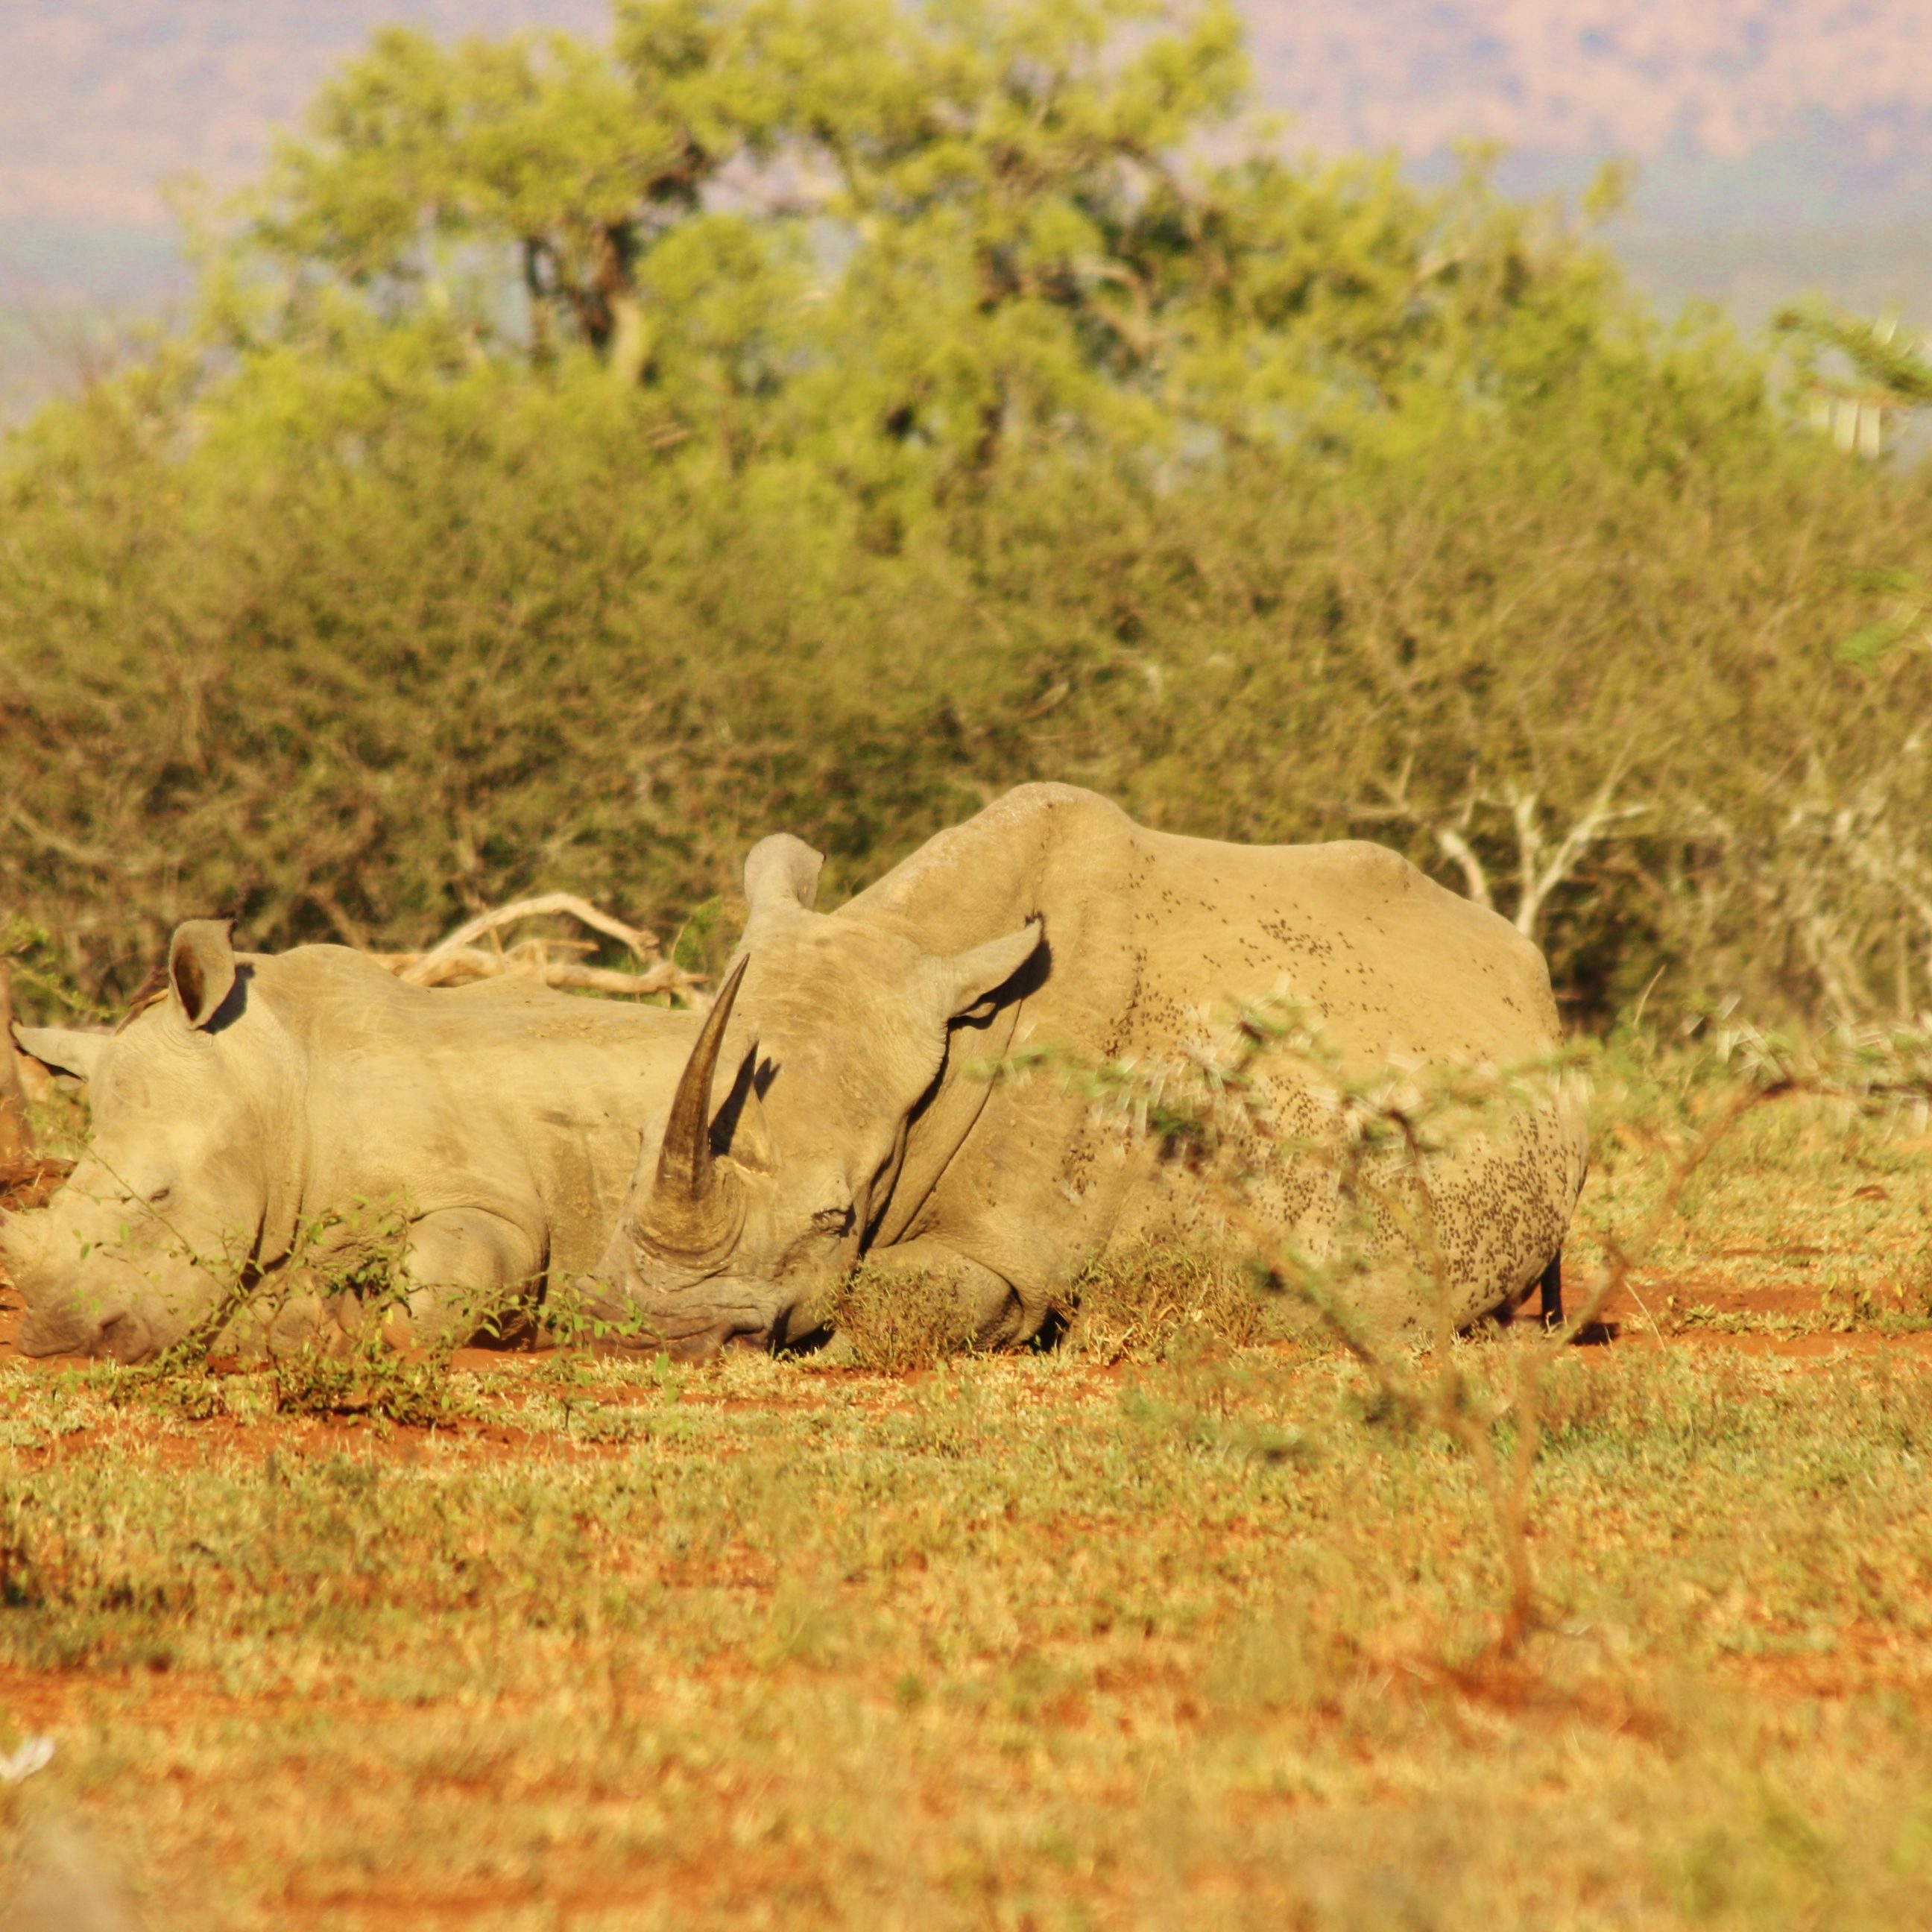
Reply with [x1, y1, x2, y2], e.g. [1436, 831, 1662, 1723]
[1506, 776, 1649, 940]
[400, 893, 659, 983]
[1358, 760, 1647, 943]
[1433, 826, 1495, 912]
[378, 893, 707, 1006]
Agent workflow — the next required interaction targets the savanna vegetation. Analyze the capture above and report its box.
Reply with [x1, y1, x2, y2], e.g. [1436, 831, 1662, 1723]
[3, 0, 1931, 1026]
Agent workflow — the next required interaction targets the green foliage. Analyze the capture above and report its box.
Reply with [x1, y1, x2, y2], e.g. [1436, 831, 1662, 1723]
[1773, 306, 1932, 670]
[1830, 566, 1932, 667]
[0, 918, 106, 1026]
[91, 1201, 491, 1427]
[2, 0, 1931, 1026]
[1777, 302, 1932, 409]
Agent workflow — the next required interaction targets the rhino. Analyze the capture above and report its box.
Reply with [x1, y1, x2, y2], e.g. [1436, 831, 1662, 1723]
[593, 783, 1589, 1357]
[1, 920, 698, 1362]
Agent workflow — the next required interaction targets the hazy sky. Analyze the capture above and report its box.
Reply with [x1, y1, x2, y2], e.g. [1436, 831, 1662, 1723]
[6, 0, 1932, 368]
[1, 1, 607, 227]
[1266, 1, 1932, 157]
[4, 1, 1931, 229]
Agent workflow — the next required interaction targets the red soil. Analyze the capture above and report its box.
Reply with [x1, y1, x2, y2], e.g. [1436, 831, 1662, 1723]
[4, 1153, 1927, 1401]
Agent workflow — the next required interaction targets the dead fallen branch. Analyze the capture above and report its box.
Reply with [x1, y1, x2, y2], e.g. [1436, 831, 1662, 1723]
[373, 893, 707, 1006]
[397, 894, 656, 979]
[374, 944, 698, 1000]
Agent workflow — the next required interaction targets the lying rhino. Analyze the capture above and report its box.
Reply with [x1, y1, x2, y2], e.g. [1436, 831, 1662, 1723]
[3, 920, 698, 1361]
[595, 783, 1588, 1356]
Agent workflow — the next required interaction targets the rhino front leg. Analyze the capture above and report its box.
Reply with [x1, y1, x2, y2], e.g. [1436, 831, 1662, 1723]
[849, 1237, 1040, 1351]
[244, 1210, 543, 1356]
[397, 1208, 544, 1346]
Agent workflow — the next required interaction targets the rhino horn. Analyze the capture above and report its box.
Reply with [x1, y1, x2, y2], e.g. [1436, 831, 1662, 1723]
[639, 955, 751, 1258]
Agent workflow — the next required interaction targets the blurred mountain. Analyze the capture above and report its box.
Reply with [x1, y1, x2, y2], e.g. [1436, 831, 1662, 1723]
[4, 0, 1932, 404]
[1251, 2, 1932, 165]
[1249, 1, 1932, 334]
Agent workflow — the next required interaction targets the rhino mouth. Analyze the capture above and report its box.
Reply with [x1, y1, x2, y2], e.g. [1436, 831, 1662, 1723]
[607, 1284, 777, 1361]
[2, 1191, 259, 1364]
[663, 1316, 771, 1362]
[24, 1301, 160, 1365]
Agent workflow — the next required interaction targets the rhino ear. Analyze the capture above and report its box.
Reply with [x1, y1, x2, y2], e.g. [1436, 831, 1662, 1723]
[927, 919, 1044, 1023]
[11, 1023, 113, 1083]
[743, 836, 824, 923]
[168, 920, 239, 1030]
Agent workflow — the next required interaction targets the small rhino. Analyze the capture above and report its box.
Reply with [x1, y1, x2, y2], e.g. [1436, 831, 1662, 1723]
[1, 920, 698, 1363]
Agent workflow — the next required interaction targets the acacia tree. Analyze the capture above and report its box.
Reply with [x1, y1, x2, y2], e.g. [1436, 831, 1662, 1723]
[223, 0, 1621, 486]
[244, 13, 771, 382]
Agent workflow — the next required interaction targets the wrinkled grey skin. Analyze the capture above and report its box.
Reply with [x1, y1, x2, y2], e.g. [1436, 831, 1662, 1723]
[596, 783, 1588, 1358]
[2, 921, 698, 1363]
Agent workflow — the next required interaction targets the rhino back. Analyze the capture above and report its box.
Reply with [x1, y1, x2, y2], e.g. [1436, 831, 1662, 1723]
[1119, 828, 1560, 1067]
[851, 783, 1556, 1061]
[249, 951, 698, 1271]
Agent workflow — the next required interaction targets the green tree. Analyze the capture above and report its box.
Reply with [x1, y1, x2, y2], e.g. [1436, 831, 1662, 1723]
[221, 0, 1626, 493]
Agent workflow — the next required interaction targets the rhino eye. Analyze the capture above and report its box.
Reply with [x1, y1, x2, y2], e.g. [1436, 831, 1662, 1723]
[812, 1205, 854, 1236]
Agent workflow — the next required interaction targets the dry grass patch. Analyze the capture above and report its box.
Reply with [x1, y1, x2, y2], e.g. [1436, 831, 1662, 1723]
[1058, 1243, 1310, 1362]
[0, 1333, 1927, 1927]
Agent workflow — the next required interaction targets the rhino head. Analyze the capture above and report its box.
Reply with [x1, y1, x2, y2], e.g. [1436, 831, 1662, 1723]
[600, 836, 1040, 1357]
[1, 921, 302, 1361]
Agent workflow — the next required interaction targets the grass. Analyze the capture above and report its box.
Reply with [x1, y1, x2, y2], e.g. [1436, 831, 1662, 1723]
[0, 1064, 1928, 1928]
[1580, 1041, 1932, 1339]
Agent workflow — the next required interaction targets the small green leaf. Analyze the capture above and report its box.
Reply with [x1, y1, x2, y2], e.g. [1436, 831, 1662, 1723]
[1838, 616, 1919, 668]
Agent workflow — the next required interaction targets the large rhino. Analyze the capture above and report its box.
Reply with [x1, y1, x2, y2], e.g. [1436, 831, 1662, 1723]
[595, 783, 1588, 1356]
[2, 921, 698, 1362]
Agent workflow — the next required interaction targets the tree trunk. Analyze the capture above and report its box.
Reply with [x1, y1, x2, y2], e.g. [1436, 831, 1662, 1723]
[523, 236, 556, 367]
[0, 966, 34, 1169]
[606, 292, 650, 388]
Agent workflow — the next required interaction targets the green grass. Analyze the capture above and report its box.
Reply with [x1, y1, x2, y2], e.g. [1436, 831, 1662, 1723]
[1, 1071, 1930, 1928]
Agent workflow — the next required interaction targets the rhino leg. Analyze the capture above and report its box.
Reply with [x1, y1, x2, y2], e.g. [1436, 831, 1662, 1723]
[855, 1237, 1035, 1350]
[1538, 1249, 1564, 1329]
[398, 1208, 543, 1347]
